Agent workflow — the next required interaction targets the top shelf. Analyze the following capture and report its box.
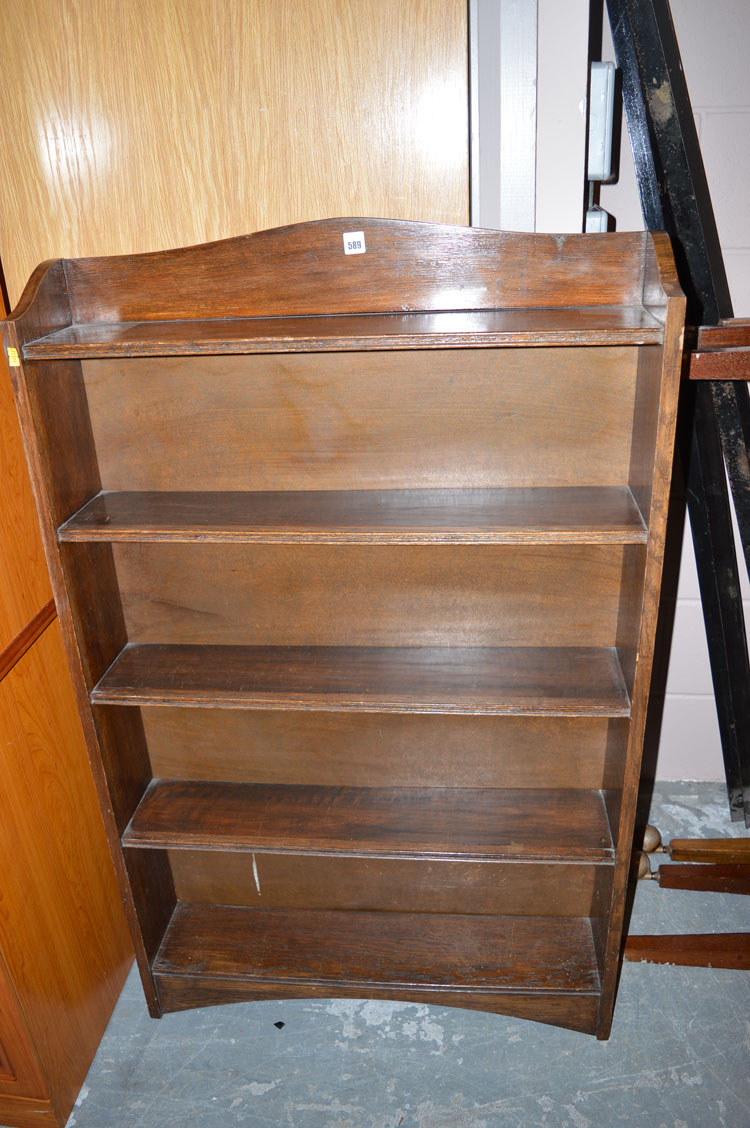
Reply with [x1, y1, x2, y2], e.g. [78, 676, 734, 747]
[22, 307, 665, 359]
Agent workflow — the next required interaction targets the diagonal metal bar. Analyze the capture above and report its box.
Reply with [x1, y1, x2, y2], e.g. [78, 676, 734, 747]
[606, 0, 750, 823]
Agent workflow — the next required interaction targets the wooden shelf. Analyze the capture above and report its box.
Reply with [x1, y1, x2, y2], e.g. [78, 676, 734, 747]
[23, 306, 664, 359]
[123, 780, 614, 862]
[4, 220, 685, 1036]
[59, 487, 648, 544]
[153, 903, 601, 998]
[92, 643, 631, 715]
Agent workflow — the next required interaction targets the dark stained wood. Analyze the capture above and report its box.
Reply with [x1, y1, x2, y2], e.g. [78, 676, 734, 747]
[59, 487, 648, 544]
[3, 259, 71, 350]
[696, 319, 750, 349]
[92, 643, 631, 715]
[656, 863, 750, 896]
[88, 705, 153, 836]
[154, 903, 601, 995]
[120, 849, 175, 995]
[50, 221, 653, 322]
[144, 711, 620, 791]
[691, 319, 750, 379]
[668, 837, 750, 864]
[690, 348, 750, 381]
[19, 361, 100, 530]
[641, 228, 685, 318]
[628, 343, 665, 532]
[155, 974, 600, 1034]
[112, 542, 627, 650]
[2, 221, 686, 1040]
[58, 542, 127, 688]
[624, 933, 750, 970]
[4, 278, 174, 1024]
[589, 866, 616, 979]
[0, 599, 55, 681]
[596, 250, 686, 1040]
[124, 781, 614, 862]
[169, 852, 602, 917]
[614, 545, 647, 698]
[82, 349, 640, 495]
[0, 279, 133, 1125]
[24, 307, 665, 359]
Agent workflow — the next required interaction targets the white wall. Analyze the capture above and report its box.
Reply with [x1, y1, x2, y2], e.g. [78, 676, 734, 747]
[600, 0, 750, 780]
[485, 1, 749, 780]
[535, 0, 589, 232]
[473, 0, 589, 232]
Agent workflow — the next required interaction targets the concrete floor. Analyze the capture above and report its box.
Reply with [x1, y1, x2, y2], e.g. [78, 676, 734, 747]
[49, 783, 750, 1128]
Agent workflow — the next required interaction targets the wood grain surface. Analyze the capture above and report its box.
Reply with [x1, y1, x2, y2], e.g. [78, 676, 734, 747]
[0, 599, 55, 681]
[143, 710, 622, 791]
[0, 621, 131, 1118]
[0, 310, 52, 654]
[0, 222, 685, 1041]
[689, 348, 750, 380]
[154, 904, 600, 995]
[51, 226, 654, 324]
[696, 319, 750, 349]
[656, 863, 750, 895]
[91, 643, 631, 715]
[668, 837, 750, 864]
[59, 487, 648, 544]
[0, 1094, 58, 1128]
[111, 542, 627, 649]
[81, 349, 639, 493]
[596, 249, 685, 1039]
[624, 933, 750, 970]
[124, 781, 614, 862]
[169, 851, 602, 918]
[24, 307, 665, 358]
[691, 319, 750, 378]
[0, 2, 468, 308]
[0, 962, 46, 1100]
[155, 974, 600, 1032]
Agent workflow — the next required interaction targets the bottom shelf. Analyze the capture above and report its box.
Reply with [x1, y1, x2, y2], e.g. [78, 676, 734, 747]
[152, 904, 601, 1033]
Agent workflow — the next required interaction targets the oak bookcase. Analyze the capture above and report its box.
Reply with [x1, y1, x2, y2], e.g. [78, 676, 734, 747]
[2, 219, 684, 1039]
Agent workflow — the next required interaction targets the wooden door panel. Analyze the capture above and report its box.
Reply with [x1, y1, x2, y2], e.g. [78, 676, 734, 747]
[0, 621, 131, 1118]
[0, 328, 52, 654]
[0, 964, 46, 1100]
[0, 0, 469, 306]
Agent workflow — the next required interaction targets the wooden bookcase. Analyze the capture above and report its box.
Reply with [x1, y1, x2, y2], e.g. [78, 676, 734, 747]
[2, 219, 684, 1040]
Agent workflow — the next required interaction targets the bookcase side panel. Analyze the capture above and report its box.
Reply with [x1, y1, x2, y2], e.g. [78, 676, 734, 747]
[597, 292, 685, 1039]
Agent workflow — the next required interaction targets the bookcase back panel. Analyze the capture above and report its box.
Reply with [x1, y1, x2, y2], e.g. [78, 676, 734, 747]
[82, 348, 640, 491]
[112, 543, 627, 648]
[143, 709, 625, 790]
[168, 851, 602, 918]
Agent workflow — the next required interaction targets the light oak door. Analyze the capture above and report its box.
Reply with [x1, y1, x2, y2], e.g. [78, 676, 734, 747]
[0, 0, 469, 304]
[0, 4, 470, 1123]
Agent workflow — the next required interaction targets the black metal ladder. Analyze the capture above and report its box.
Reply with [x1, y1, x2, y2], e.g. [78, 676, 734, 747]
[605, 0, 750, 826]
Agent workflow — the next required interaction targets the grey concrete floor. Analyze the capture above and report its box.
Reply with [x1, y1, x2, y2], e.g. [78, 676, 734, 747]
[46, 784, 750, 1127]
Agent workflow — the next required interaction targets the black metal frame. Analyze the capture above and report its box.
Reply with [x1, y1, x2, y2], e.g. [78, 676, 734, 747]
[606, 0, 750, 824]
